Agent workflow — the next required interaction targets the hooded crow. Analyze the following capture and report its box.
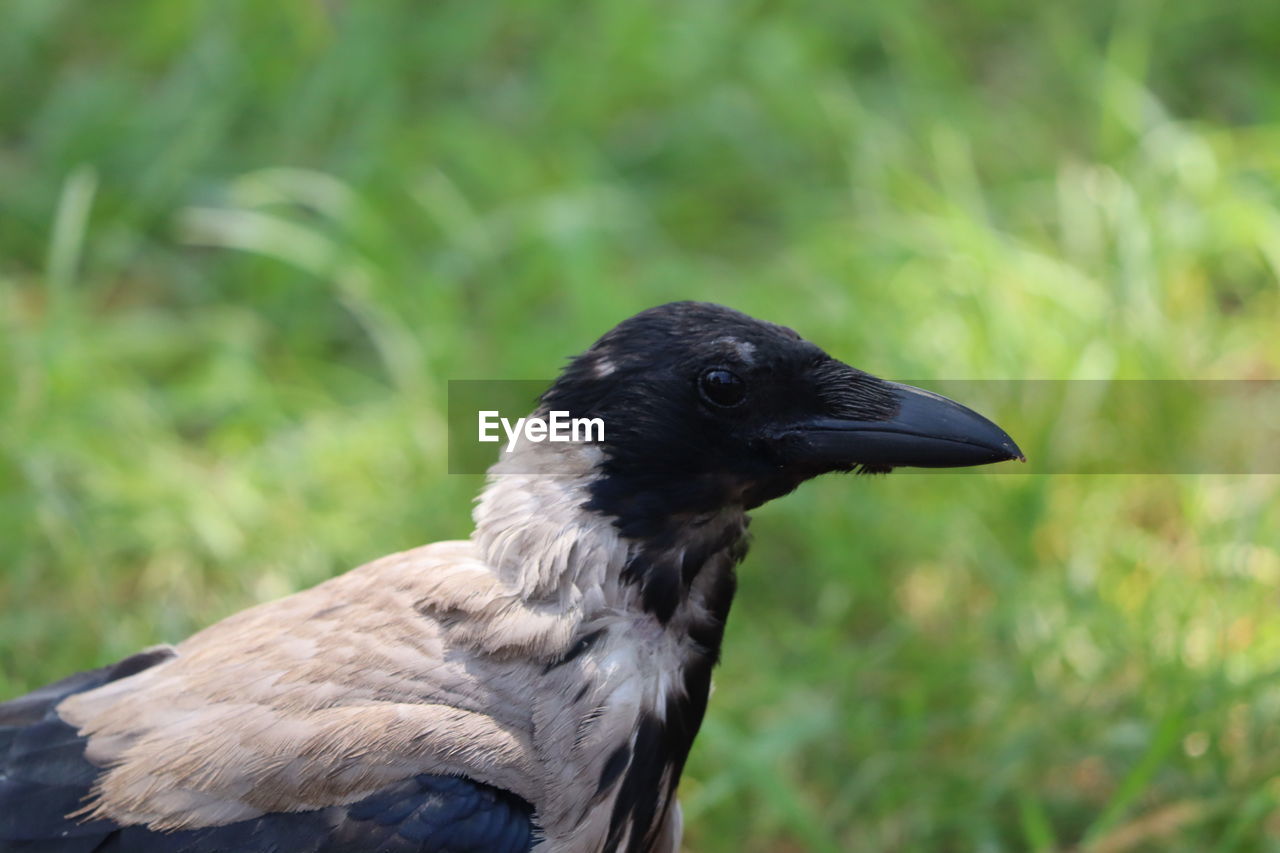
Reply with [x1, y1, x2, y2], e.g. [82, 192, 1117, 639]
[0, 301, 1022, 853]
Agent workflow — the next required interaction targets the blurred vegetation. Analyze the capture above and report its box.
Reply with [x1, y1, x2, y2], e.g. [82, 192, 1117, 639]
[4, 0, 1280, 850]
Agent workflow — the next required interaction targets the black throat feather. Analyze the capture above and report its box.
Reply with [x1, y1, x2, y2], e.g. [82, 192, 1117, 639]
[587, 484, 750, 853]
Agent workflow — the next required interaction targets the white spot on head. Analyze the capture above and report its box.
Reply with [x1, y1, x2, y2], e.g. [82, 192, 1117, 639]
[592, 358, 616, 378]
[713, 337, 756, 365]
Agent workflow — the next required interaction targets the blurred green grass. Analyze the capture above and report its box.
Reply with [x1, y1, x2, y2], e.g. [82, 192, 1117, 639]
[4, 1, 1280, 850]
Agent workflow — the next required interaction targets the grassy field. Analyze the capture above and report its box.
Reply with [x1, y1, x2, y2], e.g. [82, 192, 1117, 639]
[4, 1, 1280, 850]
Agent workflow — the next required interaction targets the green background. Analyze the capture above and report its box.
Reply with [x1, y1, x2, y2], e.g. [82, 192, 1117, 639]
[4, 1, 1280, 850]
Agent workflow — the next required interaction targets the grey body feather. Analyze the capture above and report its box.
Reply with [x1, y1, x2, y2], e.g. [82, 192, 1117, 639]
[57, 442, 735, 852]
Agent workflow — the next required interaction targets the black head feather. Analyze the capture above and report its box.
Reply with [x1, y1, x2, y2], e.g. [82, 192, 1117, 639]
[540, 301, 899, 531]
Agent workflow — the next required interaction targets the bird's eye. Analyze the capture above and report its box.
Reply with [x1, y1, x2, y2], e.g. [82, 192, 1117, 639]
[698, 368, 746, 407]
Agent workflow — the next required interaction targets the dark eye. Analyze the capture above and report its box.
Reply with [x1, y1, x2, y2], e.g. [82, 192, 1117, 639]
[698, 368, 746, 407]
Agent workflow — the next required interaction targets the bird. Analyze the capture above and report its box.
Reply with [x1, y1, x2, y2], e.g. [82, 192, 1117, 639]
[0, 301, 1022, 853]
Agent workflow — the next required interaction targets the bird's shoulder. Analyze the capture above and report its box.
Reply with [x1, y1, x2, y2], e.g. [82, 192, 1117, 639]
[0, 646, 537, 852]
[51, 539, 562, 833]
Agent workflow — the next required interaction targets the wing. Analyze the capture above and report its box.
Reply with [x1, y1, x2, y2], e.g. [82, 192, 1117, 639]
[0, 651, 536, 853]
[0, 649, 173, 853]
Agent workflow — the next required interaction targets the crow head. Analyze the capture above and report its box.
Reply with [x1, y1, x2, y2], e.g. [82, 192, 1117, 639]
[540, 301, 1021, 535]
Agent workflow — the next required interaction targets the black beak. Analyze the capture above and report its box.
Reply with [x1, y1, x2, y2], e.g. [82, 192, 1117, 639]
[774, 381, 1024, 470]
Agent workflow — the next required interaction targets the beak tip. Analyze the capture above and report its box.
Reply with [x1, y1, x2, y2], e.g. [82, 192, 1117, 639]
[996, 435, 1025, 464]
